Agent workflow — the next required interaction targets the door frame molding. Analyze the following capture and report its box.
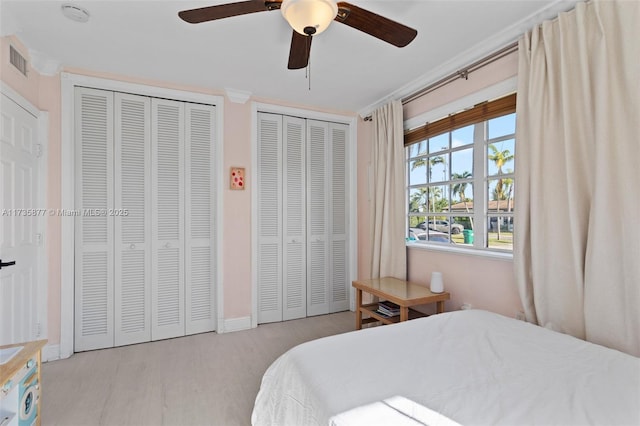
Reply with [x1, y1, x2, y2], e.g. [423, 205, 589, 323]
[0, 81, 49, 346]
[60, 73, 224, 359]
[250, 102, 358, 328]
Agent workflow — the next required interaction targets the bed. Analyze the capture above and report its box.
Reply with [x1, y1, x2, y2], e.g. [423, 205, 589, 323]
[251, 310, 640, 425]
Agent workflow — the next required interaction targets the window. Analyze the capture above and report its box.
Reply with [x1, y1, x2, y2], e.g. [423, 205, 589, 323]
[406, 94, 516, 252]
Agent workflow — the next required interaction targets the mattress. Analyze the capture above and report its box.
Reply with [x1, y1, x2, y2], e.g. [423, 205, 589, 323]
[252, 309, 640, 425]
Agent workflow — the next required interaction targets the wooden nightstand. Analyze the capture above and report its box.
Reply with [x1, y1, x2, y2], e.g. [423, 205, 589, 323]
[352, 277, 450, 330]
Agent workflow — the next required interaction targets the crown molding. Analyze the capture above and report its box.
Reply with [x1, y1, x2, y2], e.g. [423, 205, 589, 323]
[225, 88, 252, 104]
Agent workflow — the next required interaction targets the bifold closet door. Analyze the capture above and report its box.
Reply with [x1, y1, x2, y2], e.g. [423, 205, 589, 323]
[328, 123, 349, 312]
[257, 114, 349, 323]
[185, 104, 217, 334]
[306, 120, 329, 316]
[114, 93, 152, 346]
[282, 116, 307, 321]
[306, 120, 349, 316]
[75, 90, 153, 350]
[256, 112, 283, 323]
[74, 88, 115, 352]
[151, 99, 185, 340]
[256, 114, 306, 323]
[75, 91, 216, 350]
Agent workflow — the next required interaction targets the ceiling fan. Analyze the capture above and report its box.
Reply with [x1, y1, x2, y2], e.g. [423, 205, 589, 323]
[178, 0, 417, 69]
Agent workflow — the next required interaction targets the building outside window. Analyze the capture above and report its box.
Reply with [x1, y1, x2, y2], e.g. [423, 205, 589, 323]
[406, 95, 516, 252]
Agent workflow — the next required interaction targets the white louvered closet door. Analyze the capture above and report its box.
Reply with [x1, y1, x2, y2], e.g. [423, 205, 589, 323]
[329, 123, 349, 312]
[257, 113, 283, 323]
[74, 88, 115, 352]
[185, 104, 217, 334]
[114, 93, 151, 346]
[282, 116, 306, 321]
[151, 99, 185, 340]
[306, 120, 330, 316]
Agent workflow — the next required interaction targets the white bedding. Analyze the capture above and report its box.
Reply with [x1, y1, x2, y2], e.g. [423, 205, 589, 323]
[328, 395, 462, 426]
[252, 310, 640, 426]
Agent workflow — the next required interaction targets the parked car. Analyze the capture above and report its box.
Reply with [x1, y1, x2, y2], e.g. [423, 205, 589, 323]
[427, 231, 455, 244]
[409, 228, 427, 240]
[409, 229, 455, 244]
[417, 220, 464, 234]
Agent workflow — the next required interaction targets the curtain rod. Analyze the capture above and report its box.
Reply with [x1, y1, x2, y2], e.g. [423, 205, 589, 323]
[363, 41, 519, 121]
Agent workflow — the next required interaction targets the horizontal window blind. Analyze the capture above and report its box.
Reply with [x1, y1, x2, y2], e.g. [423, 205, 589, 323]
[404, 93, 516, 147]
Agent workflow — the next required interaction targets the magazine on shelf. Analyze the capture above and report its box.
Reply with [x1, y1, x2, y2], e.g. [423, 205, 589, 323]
[377, 300, 400, 317]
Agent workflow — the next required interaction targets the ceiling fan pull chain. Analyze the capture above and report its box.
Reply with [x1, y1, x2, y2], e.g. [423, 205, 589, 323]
[307, 35, 312, 90]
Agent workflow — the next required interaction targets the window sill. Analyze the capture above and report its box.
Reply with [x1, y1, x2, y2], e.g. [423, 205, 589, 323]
[406, 241, 513, 261]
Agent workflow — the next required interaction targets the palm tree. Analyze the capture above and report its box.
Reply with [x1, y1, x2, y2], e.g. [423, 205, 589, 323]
[411, 155, 446, 214]
[428, 186, 443, 215]
[502, 173, 514, 231]
[409, 188, 428, 213]
[408, 188, 428, 227]
[488, 145, 514, 175]
[488, 145, 514, 240]
[451, 171, 473, 230]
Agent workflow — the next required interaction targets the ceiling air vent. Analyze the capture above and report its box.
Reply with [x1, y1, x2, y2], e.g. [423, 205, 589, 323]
[9, 45, 28, 76]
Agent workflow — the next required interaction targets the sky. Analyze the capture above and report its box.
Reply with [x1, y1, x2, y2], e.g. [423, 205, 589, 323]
[408, 112, 516, 205]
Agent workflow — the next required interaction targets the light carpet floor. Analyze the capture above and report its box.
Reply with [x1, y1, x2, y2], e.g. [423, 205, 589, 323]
[41, 311, 355, 426]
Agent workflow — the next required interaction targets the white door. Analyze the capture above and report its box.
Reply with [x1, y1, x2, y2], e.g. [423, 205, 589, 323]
[256, 114, 350, 323]
[257, 112, 283, 323]
[74, 88, 115, 352]
[328, 123, 349, 313]
[185, 103, 217, 334]
[282, 116, 306, 321]
[114, 93, 151, 346]
[151, 98, 185, 340]
[0, 92, 42, 345]
[306, 120, 329, 316]
[306, 121, 350, 315]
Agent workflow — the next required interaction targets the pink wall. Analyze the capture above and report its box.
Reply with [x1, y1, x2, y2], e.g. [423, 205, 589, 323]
[356, 50, 523, 318]
[406, 250, 522, 317]
[39, 75, 62, 343]
[222, 100, 253, 318]
[356, 118, 372, 279]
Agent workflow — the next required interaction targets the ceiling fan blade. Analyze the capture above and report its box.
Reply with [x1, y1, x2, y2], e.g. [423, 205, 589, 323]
[335, 2, 417, 47]
[178, 1, 281, 24]
[288, 30, 312, 70]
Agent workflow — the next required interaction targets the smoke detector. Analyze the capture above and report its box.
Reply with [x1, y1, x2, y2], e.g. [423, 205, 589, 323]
[61, 4, 90, 23]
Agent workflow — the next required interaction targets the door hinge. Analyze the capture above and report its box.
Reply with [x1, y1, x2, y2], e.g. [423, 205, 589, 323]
[36, 144, 43, 158]
[36, 322, 42, 337]
[36, 233, 43, 245]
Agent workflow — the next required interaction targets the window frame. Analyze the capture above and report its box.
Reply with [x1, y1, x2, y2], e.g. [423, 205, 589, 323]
[405, 93, 516, 254]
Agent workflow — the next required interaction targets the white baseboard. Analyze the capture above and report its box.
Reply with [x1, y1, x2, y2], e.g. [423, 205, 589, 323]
[221, 316, 252, 333]
[42, 319, 252, 359]
[42, 343, 61, 362]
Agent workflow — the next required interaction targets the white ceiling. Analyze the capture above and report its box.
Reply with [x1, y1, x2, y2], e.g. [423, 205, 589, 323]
[1, 0, 579, 115]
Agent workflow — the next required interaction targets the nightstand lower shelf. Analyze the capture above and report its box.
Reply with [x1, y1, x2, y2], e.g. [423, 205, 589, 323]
[360, 303, 427, 325]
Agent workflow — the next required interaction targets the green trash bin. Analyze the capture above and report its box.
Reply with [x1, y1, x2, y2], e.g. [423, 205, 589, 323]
[463, 229, 474, 244]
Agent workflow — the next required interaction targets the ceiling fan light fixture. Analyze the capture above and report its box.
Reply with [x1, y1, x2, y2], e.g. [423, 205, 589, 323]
[281, 0, 338, 36]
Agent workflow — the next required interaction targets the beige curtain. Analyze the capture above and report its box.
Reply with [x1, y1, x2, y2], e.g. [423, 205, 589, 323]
[370, 100, 406, 280]
[515, 0, 640, 356]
